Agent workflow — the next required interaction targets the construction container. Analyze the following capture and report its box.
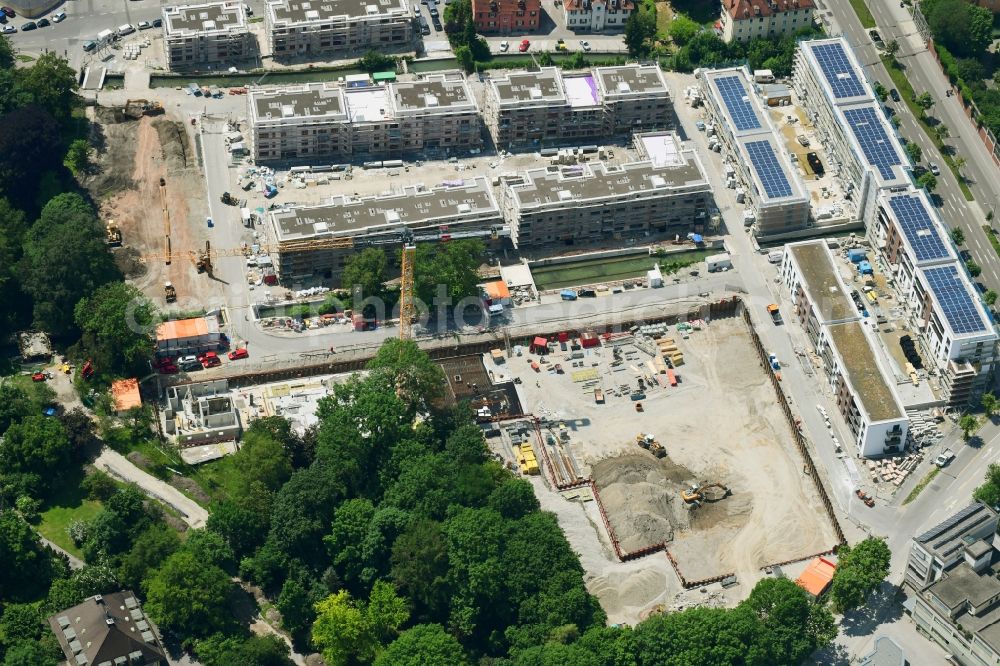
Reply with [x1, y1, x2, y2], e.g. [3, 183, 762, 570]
[580, 331, 599, 348]
[847, 248, 867, 263]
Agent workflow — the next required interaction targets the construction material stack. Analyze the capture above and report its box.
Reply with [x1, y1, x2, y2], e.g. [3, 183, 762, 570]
[657, 337, 684, 367]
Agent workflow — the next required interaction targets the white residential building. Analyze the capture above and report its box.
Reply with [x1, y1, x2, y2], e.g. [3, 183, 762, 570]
[483, 65, 672, 148]
[265, 0, 414, 61]
[782, 240, 908, 457]
[162, 0, 254, 70]
[265, 178, 505, 281]
[248, 74, 481, 163]
[793, 38, 910, 223]
[867, 188, 998, 407]
[719, 0, 815, 43]
[698, 66, 810, 237]
[499, 133, 711, 247]
[562, 0, 634, 32]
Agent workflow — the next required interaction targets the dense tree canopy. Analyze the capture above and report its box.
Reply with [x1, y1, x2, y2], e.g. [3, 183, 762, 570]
[0, 416, 73, 498]
[413, 238, 485, 306]
[143, 550, 234, 638]
[922, 0, 993, 57]
[74, 282, 156, 376]
[341, 247, 388, 297]
[830, 538, 892, 612]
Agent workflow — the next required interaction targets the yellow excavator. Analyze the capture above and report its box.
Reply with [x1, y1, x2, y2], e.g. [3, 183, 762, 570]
[681, 483, 731, 503]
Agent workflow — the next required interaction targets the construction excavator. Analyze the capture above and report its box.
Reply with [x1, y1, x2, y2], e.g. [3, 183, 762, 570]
[681, 483, 731, 504]
[123, 99, 164, 119]
[105, 220, 122, 246]
[636, 433, 666, 458]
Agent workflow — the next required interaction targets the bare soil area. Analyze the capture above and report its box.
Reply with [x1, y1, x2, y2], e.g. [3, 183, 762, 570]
[85, 108, 212, 308]
[496, 315, 840, 618]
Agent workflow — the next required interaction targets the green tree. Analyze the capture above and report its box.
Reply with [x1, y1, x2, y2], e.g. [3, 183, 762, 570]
[194, 633, 295, 666]
[830, 538, 891, 612]
[936, 123, 950, 139]
[366, 579, 410, 645]
[341, 247, 387, 296]
[985, 290, 998, 306]
[413, 237, 485, 306]
[391, 518, 451, 621]
[81, 470, 118, 501]
[966, 259, 982, 277]
[0, 106, 63, 210]
[357, 51, 396, 74]
[904, 141, 922, 165]
[325, 498, 377, 590]
[183, 529, 236, 573]
[917, 171, 937, 191]
[0, 602, 46, 651]
[276, 575, 315, 637]
[974, 463, 1000, 506]
[143, 550, 234, 638]
[20, 193, 118, 335]
[951, 227, 965, 246]
[984, 392, 999, 418]
[915, 91, 935, 112]
[231, 430, 293, 497]
[206, 500, 268, 560]
[64, 139, 91, 176]
[374, 624, 467, 666]
[0, 415, 72, 498]
[668, 13, 700, 46]
[74, 281, 156, 376]
[367, 338, 447, 410]
[624, 7, 657, 57]
[0, 382, 32, 434]
[873, 81, 888, 102]
[15, 52, 78, 122]
[0, 510, 60, 601]
[961, 413, 979, 440]
[118, 523, 181, 590]
[488, 478, 540, 519]
[885, 40, 900, 57]
[311, 590, 372, 666]
[2, 639, 61, 666]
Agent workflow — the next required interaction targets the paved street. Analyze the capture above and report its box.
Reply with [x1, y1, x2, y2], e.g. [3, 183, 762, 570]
[94, 448, 209, 528]
[815, 0, 1000, 294]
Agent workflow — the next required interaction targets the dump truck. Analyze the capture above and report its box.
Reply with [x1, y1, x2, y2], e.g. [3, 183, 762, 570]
[164, 282, 176, 303]
[682, 483, 731, 503]
[767, 304, 783, 325]
[105, 220, 122, 246]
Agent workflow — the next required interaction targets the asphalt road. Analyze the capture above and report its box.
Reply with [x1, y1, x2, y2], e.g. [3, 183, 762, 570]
[817, 0, 1000, 293]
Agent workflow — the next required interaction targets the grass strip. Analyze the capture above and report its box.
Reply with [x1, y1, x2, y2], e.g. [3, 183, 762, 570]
[883, 56, 975, 201]
[985, 225, 1000, 258]
[903, 467, 941, 505]
[849, 0, 877, 28]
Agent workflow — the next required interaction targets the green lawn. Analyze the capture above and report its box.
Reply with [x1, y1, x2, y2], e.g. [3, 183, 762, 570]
[531, 250, 709, 291]
[882, 56, 976, 201]
[849, 0, 877, 29]
[37, 471, 103, 559]
[903, 467, 940, 505]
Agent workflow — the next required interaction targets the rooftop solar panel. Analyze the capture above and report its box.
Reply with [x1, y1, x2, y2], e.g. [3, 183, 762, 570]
[714, 75, 761, 132]
[889, 194, 950, 263]
[811, 42, 867, 100]
[745, 140, 793, 198]
[924, 265, 988, 335]
[843, 106, 903, 181]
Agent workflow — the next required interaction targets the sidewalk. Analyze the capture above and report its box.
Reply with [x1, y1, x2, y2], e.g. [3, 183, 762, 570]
[94, 448, 208, 529]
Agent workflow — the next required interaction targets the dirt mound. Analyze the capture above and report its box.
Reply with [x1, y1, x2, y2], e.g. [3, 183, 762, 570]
[592, 453, 690, 553]
[152, 119, 193, 170]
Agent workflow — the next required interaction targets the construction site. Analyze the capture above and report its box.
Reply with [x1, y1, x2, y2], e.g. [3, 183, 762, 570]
[481, 302, 843, 622]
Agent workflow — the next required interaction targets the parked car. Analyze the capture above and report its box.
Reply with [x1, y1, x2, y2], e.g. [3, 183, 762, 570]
[889, 88, 900, 102]
[519, 39, 530, 52]
[579, 40, 590, 51]
[1, 7, 15, 17]
[934, 449, 955, 467]
[228, 348, 249, 360]
[117, 23, 135, 36]
[52, 10, 65, 22]
[499, 40, 509, 52]
[36, 17, 49, 26]
[428, 6, 438, 16]
[158, 363, 178, 374]
[177, 355, 201, 371]
[152, 18, 162, 27]
[21, 20, 36, 30]
[138, 20, 151, 30]
[929, 161, 941, 176]
[1, 24, 14, 33]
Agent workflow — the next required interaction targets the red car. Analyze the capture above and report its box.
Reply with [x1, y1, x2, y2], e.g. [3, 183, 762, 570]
[201, 355, 221, 368]
[197, 351, 219, 362]
[519, 39, 530, 52]
[31, 372, 47, 382]
[228, 348, 249, 360]
[154, 357, 173, 368]
[1, 7, 15, 18]
[158, 364, 179, 374]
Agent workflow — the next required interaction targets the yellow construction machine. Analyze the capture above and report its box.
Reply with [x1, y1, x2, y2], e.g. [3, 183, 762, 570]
[681, 483, 731, 503]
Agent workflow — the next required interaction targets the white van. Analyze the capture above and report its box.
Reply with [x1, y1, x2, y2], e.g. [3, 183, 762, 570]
[96, 28, 114, 43]
[117, 23, 134, 36]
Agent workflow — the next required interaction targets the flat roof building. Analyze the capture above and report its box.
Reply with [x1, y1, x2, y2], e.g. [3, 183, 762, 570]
[501, 134, 711, 247]
[867, 187, 997, 406]
[249, 75, 481, 163]
[266, 177, 505, 282]
[265, 0, 414, 61]
[483, 65, 672, 149]
[698, 66, 810, 237]
[162, 1, 254, 71]
[793, 38, 910, 223]
[782, 240, 907, 457]
[48, 592, 166, 666]
[905, 502, 999, 589]
[155, 316, 222, 357]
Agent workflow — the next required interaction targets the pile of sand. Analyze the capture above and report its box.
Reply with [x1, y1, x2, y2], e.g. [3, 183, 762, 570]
[592, 453, 690, 553]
